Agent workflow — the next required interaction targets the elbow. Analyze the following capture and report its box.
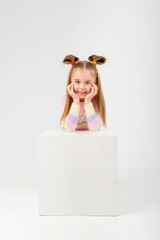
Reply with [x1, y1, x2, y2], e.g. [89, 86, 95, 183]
[87, 115, 102, 132]
[88, 123, 101, 131]
[66, 128, 76, 132]
[63, 121, 77, 132]
[89, 127, 101, 132]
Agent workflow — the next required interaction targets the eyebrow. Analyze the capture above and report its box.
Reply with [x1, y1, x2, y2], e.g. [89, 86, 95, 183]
[73, 78, 92, 82]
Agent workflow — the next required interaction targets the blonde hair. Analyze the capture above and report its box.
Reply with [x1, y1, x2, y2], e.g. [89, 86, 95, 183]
[60, 54, 107, 128]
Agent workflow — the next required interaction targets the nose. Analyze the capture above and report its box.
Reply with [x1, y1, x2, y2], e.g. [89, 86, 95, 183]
[79, 83, 86, 89]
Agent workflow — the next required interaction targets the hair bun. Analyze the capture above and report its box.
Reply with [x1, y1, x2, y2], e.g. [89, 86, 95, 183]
[63, 55, 79, 65]
[88, 55, 106, 65]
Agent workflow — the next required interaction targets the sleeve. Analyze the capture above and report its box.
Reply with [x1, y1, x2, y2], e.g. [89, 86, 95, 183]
[60, 96, 80, 132]
[84, 101, 102, 131]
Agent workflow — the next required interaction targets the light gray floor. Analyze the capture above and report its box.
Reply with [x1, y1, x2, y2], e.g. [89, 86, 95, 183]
[0, 164, 159, 240]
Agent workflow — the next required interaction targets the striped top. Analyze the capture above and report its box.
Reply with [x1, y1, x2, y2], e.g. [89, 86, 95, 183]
[60, 95, 102, 131]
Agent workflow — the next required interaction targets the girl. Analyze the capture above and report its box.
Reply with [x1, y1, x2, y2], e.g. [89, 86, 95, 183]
[60, 54, 107, 132]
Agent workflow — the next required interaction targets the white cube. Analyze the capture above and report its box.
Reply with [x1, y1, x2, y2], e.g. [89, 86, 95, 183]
[38, 129, 118, 216]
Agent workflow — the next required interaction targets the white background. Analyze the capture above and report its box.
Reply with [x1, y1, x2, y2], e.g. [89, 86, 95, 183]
[0, 0, 160, 239]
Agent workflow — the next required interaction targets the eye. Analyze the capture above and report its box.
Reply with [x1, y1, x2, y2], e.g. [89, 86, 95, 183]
[86, 81, 90, 84]
[75, 81, 79, 83]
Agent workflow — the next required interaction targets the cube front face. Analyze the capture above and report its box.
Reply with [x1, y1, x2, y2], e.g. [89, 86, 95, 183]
[38, 132, 118, 216]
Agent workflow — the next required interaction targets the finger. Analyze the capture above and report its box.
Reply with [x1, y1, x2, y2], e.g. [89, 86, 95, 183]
[67, 88, 70, 94]
[92, 84, 95, 89]
[93, 84, 98, 91]
[71, 83, 73, 91]
[68, 85, 71, 92]
[92, 84, 97, 90]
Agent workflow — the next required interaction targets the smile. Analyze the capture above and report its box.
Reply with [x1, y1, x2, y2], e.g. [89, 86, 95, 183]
[77, 91, 87, 95]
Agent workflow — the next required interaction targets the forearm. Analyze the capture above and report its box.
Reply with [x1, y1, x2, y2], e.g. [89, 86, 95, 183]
[63, 102, 80, 132]
[84, 101, 101, 131]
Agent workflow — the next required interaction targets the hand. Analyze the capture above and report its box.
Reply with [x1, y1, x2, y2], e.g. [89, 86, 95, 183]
[66, 83, 79, 104]
[85, 83, 98, 104]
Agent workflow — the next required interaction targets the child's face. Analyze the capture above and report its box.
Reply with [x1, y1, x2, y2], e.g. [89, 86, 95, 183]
[71, 69, 96, 101]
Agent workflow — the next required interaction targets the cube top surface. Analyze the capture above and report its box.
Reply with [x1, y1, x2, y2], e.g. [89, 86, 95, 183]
[39, 128, 118, 137]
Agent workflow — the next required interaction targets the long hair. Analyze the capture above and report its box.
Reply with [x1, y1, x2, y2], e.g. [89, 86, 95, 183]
[60, 54, 107, 128]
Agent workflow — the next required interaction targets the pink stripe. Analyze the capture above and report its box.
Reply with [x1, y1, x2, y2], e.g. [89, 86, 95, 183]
[65, 116, 76, 130]
[87, 116, 100, 129]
